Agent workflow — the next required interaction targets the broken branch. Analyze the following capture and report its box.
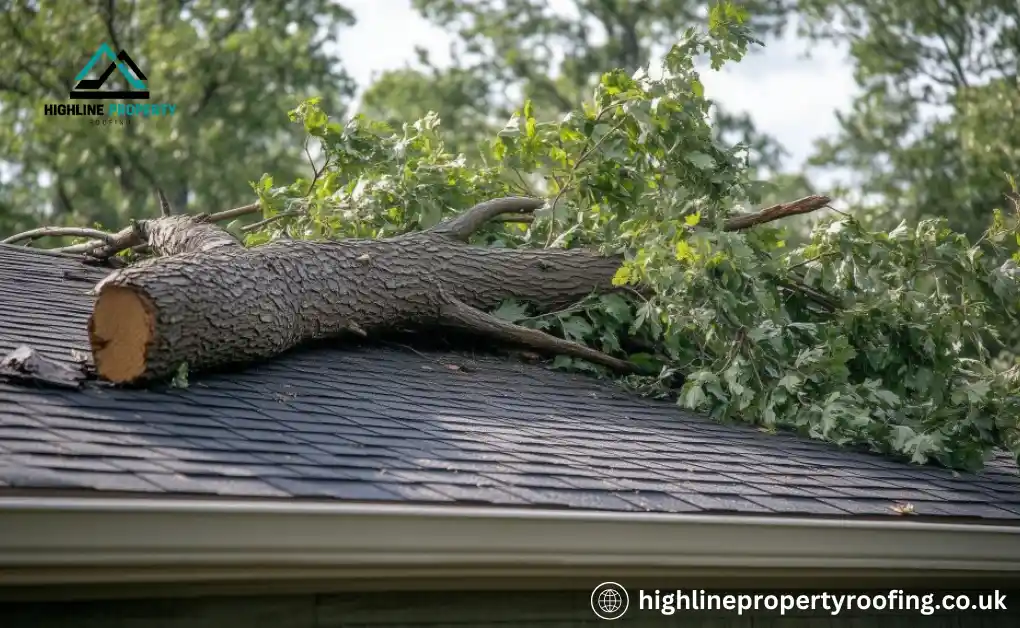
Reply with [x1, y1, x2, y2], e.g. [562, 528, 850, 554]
[723, 195, 832, 231]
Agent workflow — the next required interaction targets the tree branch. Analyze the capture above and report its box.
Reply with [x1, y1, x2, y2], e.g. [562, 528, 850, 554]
[103, 0, 122, 54]
[156, 188, 174, 217]
[77, 202, 262, 259]
[722, 195, 832, 231]
[438, 293, 642, 374]
[25, 191, 830, 263]
[192, 3, 249, 116]
[241, 211, 300, 233]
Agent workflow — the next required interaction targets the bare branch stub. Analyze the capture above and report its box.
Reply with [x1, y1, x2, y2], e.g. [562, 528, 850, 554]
[723, 195, 832, 231]
[430, 197, 546, 241]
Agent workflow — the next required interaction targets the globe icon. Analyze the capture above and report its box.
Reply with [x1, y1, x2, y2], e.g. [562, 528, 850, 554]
[591, 582, 629, 620]
[598, 588, 623, 614]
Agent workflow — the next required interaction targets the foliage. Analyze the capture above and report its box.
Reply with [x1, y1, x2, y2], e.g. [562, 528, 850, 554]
[253, 3, 1016, 471]
[0, 0, 356, 236]
[796, 0, 1020, 239]
[360, 0, 791, 175]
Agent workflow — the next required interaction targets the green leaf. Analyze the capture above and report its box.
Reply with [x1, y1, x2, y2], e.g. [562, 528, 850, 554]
[550, 355, 575, 370]
[492, 299, 530, 323]
[612, 265, 633, 286]
[686, 152, 716, 170]
[777, 374, 802, 393]
[599, 293, 633, 323]
[559, 315, 594, 342]
[682, 382, 707, 409]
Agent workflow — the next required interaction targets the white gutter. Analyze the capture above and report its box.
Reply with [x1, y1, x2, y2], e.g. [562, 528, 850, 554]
[1, 497, 1019, 585]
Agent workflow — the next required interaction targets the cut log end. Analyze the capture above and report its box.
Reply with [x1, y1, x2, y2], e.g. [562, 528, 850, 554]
[89, 285, 156, 383]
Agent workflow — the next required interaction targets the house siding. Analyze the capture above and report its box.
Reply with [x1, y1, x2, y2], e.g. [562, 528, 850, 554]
[2, 590, 1017, 627]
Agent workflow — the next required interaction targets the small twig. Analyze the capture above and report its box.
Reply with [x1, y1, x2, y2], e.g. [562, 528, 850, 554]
[75, 224, 142, 259]
[303, 139, 329, 196]
[574, 116, 628, 170]
[207, 202, 261, 223]
[509, 168, 535, 196]
[2, 226, 115, 245]
[52, 242, 101, 254]
[787, 252, 839, 271]
[544, 185, 571, 248]
[544, 110, 627, 247]
[0, 246, 86, 260]
[242, 211, 299, 233]
[518, 297, 596, 322]
[777, 278, 839, 312]
[717, 327, 748, 373]
[823, 204, 853, 219]
[379, 340, 448, 365]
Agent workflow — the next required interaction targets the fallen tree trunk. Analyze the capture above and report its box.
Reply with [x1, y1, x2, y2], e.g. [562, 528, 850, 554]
[87, 194, 833, 384]
[89, 198, 628, 383]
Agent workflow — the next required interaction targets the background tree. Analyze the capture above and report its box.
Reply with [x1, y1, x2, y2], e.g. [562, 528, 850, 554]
[0, 0, 356, 236]
[360, 0, 794, 177]
[796, 0, 1020, 237]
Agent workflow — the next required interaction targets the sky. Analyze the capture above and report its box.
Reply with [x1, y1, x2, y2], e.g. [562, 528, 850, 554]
[333, 0, 859, 173]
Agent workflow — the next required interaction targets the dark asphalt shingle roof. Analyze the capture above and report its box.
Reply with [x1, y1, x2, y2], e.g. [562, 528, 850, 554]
[1, 243, 1019, 522]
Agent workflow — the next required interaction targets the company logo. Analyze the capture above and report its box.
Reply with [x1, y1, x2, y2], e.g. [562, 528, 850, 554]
[44, 43, 176, 119]
[71, 43, 148, 100]
[591, 582, 629, 621]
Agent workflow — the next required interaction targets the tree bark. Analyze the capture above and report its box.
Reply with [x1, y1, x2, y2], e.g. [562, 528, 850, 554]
[89, 199, 625, 383]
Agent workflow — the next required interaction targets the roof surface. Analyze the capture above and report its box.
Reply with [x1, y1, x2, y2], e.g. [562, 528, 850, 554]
[1, 244, 1019, 522]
